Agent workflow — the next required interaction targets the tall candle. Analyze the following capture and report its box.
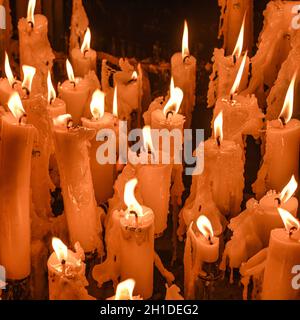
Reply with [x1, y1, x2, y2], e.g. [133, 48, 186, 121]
[0, 93, 35, 280]
[253, 75, 300, 198]
[262, 209, 300, 300]
[81, 89, 116, 204]
[71, 28, 97, 78]
[53, 115, 103, 254]
[47, 238, 95, 300]
[171, 20, 196, 129]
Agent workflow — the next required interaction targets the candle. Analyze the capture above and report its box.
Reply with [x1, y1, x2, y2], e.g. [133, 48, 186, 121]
[81, 89, 116, 204]
[262, 209, 300, 300]
[184, 215, 219, 299]
[108, 279, 142, 300]
[47, 237, 94, 300]
[0, 93, 35, 280]
[208, 19, 250, 108]
[53, 115, 103, 254]
[253, 75, 300, 198]
[118, 178, 154, 299]
[18, 0, 54, 94]
[71, 28, 97, 78]
[171, 20, 196, 129]
[47, 71, 66, 119]
[58, 59, 90, 125]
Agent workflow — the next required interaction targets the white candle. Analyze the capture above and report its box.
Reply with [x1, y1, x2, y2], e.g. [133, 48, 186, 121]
[118, 178, 154, 299]
[171, 20, 196, 129]
[184, 216, 219, 299]
[0, 93, 35, 280]
[47, 237, 94, 300]
[58, 59, 90, 125]
[71, 28, 97, 78]
[81, 89, 116, 204]
[53, 115, 103, 254]
[253, 75, 300, 198]
[262, 208, 300, 300]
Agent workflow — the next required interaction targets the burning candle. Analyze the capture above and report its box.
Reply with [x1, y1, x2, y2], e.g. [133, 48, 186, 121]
[18, 0, 54, 94]
[118, 178, 154, 299]
[47, 237, 94, 300]
[53, 115, 103, 254]
[184, 215, 219, 299]
[253, 74, 300, 198]
[71, 27, 97, 77]
[108, 279, 142, 300]
[171, 20, 196, 129]
[262, 209, 300, 300]
[81, 89, 116, 204]
[0, 93, 35, 280]
[208, 17, 250, 108]
[58, 59, 90, 125]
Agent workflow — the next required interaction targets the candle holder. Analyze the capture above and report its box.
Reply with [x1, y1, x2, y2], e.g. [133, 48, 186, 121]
[1, 277, 30, 300]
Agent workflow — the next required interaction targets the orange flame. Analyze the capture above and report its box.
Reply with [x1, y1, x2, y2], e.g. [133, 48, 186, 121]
[47, 71, 56, 104]
[279, 175, 298, 204]
[279, 73, 296, 124]
[27, 0, 36, 25]
[90, 89, 105, 120]
[196, 215, 214, 241]
[5, 52, 15, 87]
[182, 20, 190, 60]
[80, 28, 91, 53]
[163, 87, 184, 116]
[124, 178, 143, 217]
[113, 86, 118, 118]
[278, 208, 300, 233]
[115, 279, 136, 300]
[66, 59, 75, 82]
[230, 51, 247, 97]
[22, 65, 36, 93]
[8, 92, 25, 120]
[131, 71, 138, 81]
[214, 111, 223, 144]
[232, 13, 246, 59]
[52, 237, 68, 262]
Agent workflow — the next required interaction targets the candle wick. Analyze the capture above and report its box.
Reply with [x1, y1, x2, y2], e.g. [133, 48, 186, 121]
[289, 226, 298, 238]
[233, 54, 237, 64]
[12, 81, 18, 89]
[230, 94, 234, 101]
[129, 210, 139, 226]
[49, 97, 54, 105]
[67, 118, 74, 130]
[166, 110, 174, 120]
[216, 136, 221, 147]
[279, 117, 286, 127]
[22, 86, 30, 98]
[83, 49, 89, 58]
[61, 259, 66, 274]
[19, 113, 27, 125]
[28, 21, 34, 29]
[208, 235, 213, 245]
[70, 81, 76, 88]
[183, 55, 190, 64]
[275, 197, 281, 206]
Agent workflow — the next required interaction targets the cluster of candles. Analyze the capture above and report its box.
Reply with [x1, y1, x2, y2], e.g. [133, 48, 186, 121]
[0, 0, 299, 300]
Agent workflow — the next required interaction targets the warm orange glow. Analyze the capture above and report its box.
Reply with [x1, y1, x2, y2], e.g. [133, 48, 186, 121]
[230, 51, 247, 97]
[90, 89, 105, 120]
[27, 0, 36, 25]
[163, 87, 184, 116]
[22, 65, 36, 93]
[124, 178, 143, 217]
[5, 52, 15, 87]
[182, 20, 190, 60]
[47, 71, 56, 104]
[52, 237, 68, 263]
[142, 125, 154, 152]
[8, 92, 25, 120]
[80, 28, 91, 53]
[115, 279, 135, 300]
[232, 13, 245, 59]
[214, 111, 223, 144]
[113, 86, 118, 118]
[278, 208, 300, 233]
[279, 175, 298, 204]
[131, 71, 138, 81]
[278, 73, 296, 124]
[196, 215, 214, 241]
[53, 114, 72, 127]
[66, 59, 75, 82]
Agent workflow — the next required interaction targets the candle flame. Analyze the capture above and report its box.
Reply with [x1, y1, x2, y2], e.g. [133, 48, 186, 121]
[53, 114, 72, 127]
[196, 215, 214, 241]
[8, 92, 25, 120]
[170, 77, 175, 96]
[5, 52, 15, 87]
[279, 175, 298, 204]
[80, 28, 91, 53]
[277, 208, 300, 233]
[230, 51, 247, 97]
[90, 89, 105, 120]
[142, 125, 154, 153]
[232, 13, 246, 59]
[115, 279, 135, 300]
[52, 237, 68, 263]
[113, 86, 118, 117]
[214, 111, 223, 144]
[27, 0, 36, 26]
[163, 87, 184, 116]
[66, 59, 75, 82]
[278, 73, 296, 124]
[131, 71, 138, 81]
[124, 178, 143, 217]
[47, 71, 56, 104]
[22, 65, 36, 93]
[182, 20, 190, 60]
